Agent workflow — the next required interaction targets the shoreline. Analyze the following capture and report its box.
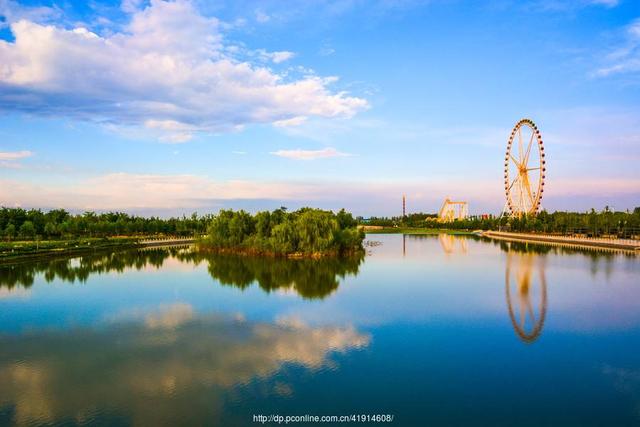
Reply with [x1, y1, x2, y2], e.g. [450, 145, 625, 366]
[196, 244, 364, 259]
[0, 237, 196, 265]
[482, 231, 640, 253]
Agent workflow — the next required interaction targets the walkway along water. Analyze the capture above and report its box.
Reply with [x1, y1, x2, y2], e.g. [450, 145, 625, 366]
[138, 237, 196, 247]
[483, 231, 640, 253]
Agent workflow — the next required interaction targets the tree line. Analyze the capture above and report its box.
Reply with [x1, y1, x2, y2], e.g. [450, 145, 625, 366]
[204, 207, 364, 255]
[0, 207, 211, 240]
[360, 207, 640, 237]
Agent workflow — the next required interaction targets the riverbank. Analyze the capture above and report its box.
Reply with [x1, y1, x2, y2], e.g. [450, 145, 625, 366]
[483, 231, 640, 252]
[196, 243, 363, 259]
[0, 236, 195, 264]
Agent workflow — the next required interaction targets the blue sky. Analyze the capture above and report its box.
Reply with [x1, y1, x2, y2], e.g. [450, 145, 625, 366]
[0, 0, 639, 216]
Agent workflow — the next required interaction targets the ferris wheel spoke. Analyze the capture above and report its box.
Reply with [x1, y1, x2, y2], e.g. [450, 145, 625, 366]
[520, 176, 532, 211]
[508, 175, 520, 191]
[523, 174, 535, 207]
[527, 167, 540, 171]
[510, 154, 520, 167]
[518, 127, 524, 162]
[518, 177, 527, 212]
[524, 131, 535, 165]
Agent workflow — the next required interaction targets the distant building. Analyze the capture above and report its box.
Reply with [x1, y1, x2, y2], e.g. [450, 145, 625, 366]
[402, 194, 406, 217]
[438, 198, 469, 222]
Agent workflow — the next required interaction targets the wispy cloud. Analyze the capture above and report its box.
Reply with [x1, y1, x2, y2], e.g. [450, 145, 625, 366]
[529, 0, 620, 11]
[0, 0, 367, 142]
[272, 116, 308, 127]
[254, 9, 270, 23]
[0, 150, 33, 168]
[270, 147, 350, 160]
[0, 150, 32, 160]
[0, 0, 60, 29]
[594, 18, 640, 77]
[254, 48, 295, 63]
[588, 0, 619, 7]
[319, 45, 336, 56]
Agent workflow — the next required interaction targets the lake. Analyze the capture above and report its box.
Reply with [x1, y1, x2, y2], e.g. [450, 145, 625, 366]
[1, 234, 639, 426]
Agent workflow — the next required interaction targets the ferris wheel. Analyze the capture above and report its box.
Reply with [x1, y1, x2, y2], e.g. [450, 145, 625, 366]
[503, 119, 546, 217]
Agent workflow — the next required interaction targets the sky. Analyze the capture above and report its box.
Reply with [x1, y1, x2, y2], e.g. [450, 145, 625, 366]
[0, 0, 639, 217]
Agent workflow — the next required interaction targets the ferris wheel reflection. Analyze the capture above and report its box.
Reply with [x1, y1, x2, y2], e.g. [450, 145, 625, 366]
[505, 248, 548, 344]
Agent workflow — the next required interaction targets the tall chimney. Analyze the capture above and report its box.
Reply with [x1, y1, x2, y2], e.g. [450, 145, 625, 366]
[402, 194, 406, 217]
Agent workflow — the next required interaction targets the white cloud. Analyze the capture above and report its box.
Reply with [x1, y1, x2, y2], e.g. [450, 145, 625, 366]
[144, 119, 198, 143]
[268, 50, 295, 63]
[0, 0, 59, 29]
[319, 46, 336, 56]
[595, 18, 640, 77]
[121, 0, 145, 13]
[530, 0, 620, 11]
[0, 0, 367, 142]
[588, 0, 619, 7]
[0, 150, 32, 160]
[272, 116, 307, 127]
[0, 173, 323, 211]
[270, 147, 350, 160]
[252, 48, 295, 63]
[255, 9, 270, 23]
[1, 170, 638, 215]
[0, 150, 32, 168]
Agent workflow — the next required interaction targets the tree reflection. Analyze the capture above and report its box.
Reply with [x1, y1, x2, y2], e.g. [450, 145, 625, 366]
[503, 244, 548, 344]
[0, 247, 186, 289]
[200, 253, 363, 299]
[0, 248, 364, 300]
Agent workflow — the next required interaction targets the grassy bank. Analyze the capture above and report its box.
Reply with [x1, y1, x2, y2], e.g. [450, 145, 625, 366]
[0, 237, 141, 263]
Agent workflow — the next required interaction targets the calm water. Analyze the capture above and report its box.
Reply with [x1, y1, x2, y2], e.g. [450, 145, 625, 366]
[1, 234, 639, 426]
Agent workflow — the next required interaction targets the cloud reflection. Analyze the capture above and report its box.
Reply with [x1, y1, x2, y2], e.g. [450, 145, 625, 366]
[0, 304, 369, 426]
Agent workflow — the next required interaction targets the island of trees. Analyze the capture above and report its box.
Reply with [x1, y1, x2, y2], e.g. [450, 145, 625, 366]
[202, 208, 365, 257]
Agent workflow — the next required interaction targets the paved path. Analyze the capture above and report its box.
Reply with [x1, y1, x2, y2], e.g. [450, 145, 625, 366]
[483, 231, 640, 253]
[138, 238, 196, 247]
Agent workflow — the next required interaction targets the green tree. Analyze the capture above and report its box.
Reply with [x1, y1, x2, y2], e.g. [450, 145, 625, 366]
[19, 221, 36, 239]
[4, 223, 16, 241]
[44, 222, 58, 238]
